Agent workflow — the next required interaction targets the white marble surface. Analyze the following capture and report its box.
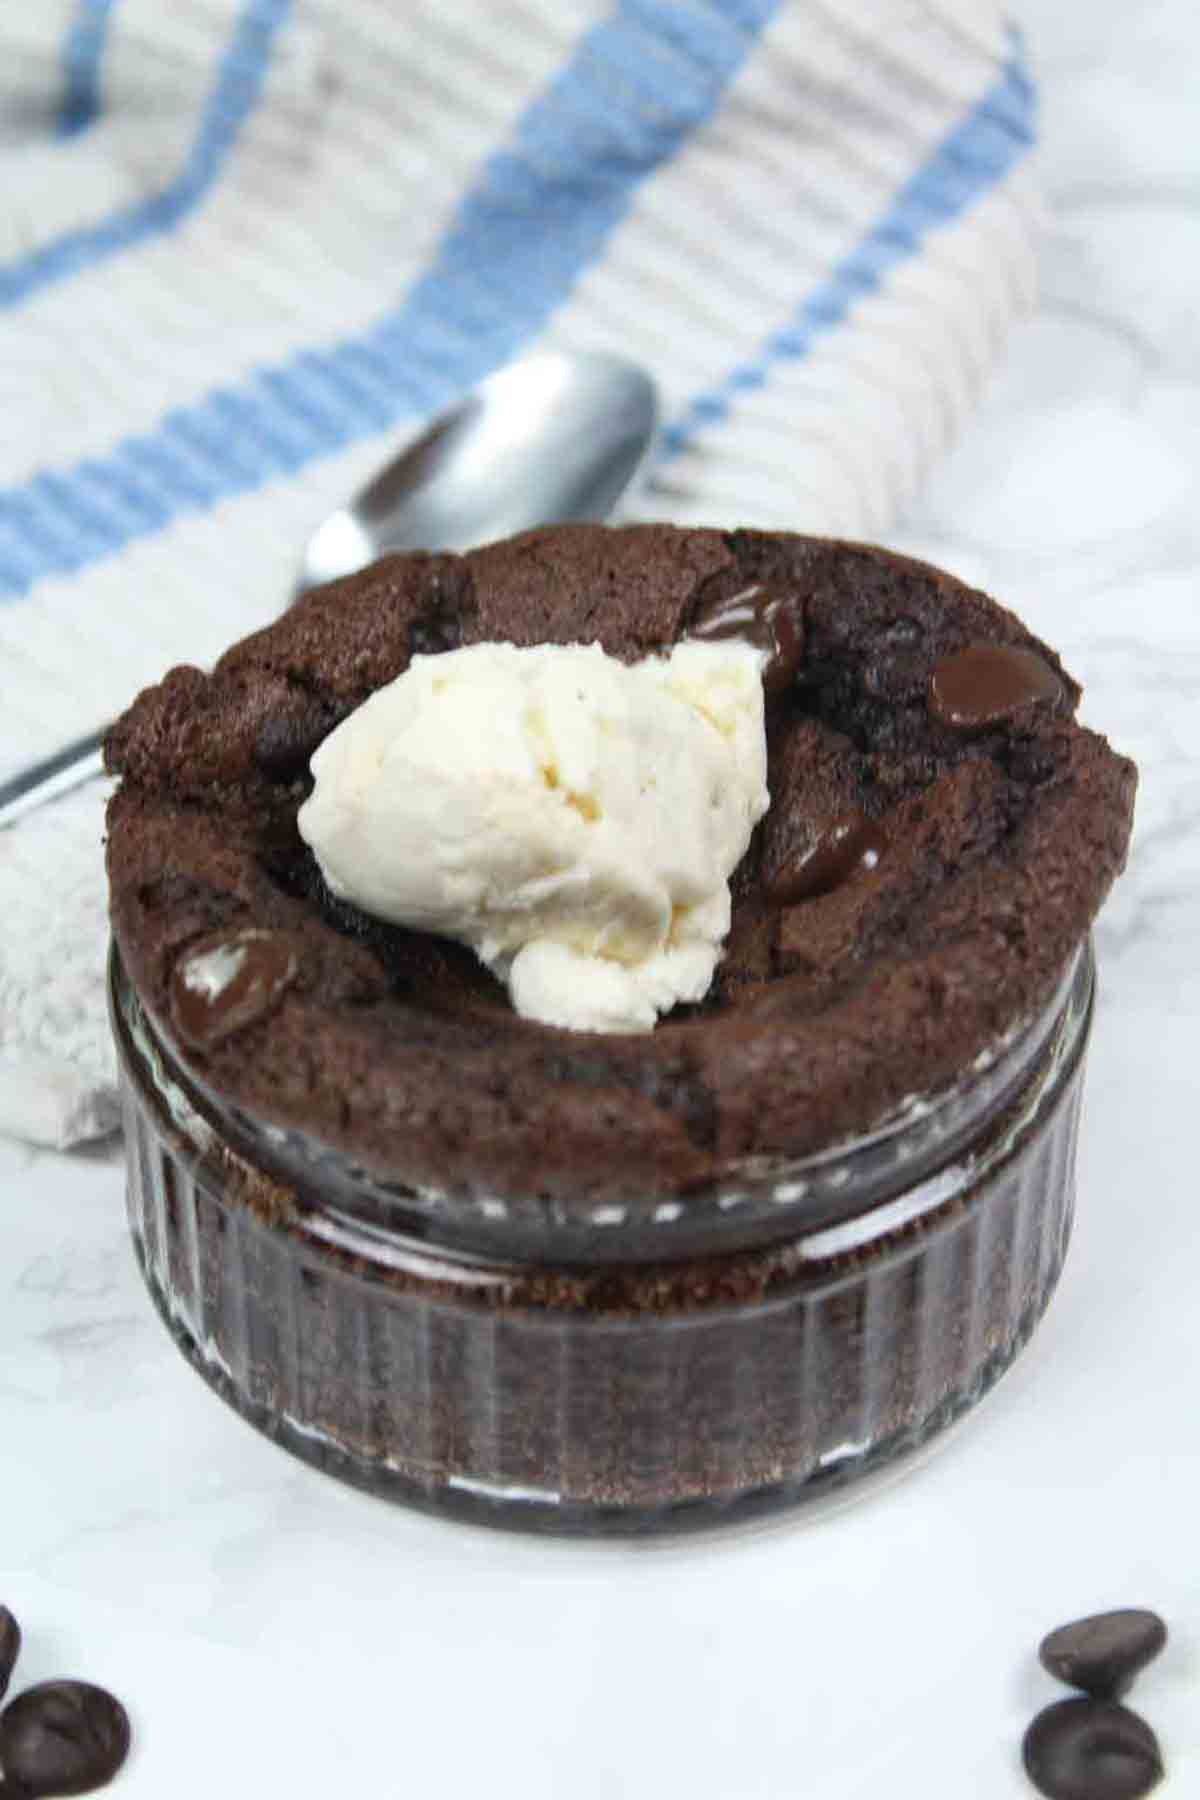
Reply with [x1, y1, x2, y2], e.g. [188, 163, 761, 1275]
[3, 4, 1199, 1792]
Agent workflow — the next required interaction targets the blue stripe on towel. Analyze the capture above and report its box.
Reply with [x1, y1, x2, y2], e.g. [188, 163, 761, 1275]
[57, 0, 120, 138]
[0, 0, 781, 597]
[658, 36, 1036, 460]
[1, 0, 293, 308]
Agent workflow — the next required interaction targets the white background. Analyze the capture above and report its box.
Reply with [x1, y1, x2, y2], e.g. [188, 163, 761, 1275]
[2, 2, 1198, 1793]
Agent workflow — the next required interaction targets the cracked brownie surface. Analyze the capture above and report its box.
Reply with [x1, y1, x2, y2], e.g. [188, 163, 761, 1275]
[105, 525, 1136, 1204]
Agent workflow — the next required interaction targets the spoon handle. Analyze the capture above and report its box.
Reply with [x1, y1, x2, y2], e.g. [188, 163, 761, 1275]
[0, 732, 107, 830]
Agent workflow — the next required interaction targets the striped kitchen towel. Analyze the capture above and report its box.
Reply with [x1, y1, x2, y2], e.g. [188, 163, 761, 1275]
[0, 0, 1040, 1146]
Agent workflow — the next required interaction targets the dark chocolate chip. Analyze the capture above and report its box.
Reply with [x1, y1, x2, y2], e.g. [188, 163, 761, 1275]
[408, 559, 476, 658]
[765, 809, 886, 905]
[1039, 1610, 1168, 1699]
[252, 698, 340, 779]
[169, 928, 298, 1051]
[689, 581, 803, 695]
[0, 1607, 19, 1702]
[928, 642, 1063, 730]
[0, 1681, 131, 1797]
[1022, 1699, 1163, 1800]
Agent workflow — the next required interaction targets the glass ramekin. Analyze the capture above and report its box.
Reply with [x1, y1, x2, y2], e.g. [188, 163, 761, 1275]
[111, 941, 1094, 1536]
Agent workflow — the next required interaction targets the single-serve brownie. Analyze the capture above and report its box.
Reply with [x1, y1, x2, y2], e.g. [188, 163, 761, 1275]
[104, 526, 1136, 1207]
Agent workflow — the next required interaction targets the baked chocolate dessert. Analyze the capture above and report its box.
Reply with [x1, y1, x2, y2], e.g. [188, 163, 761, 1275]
[106, 526, 1133, 1203]
[105, 526, 1135, 1531]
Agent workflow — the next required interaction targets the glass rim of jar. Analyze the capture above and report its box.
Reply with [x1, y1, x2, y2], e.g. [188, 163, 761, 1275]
[109, 938, 1093, 1269]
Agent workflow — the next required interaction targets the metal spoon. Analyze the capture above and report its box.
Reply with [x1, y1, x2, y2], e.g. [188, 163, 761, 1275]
[299, 348, 657, 589]
[0, 350, 658, 827]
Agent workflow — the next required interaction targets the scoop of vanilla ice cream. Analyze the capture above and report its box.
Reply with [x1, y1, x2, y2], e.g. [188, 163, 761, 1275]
[297, 639, 768, 1033]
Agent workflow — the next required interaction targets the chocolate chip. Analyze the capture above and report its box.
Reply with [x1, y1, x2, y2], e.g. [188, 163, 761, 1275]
[928, 642, 1063, 730]
[252, 698, 340, 779]
[689, 581, 804, 694]
[1039, 1610, 1168, 1700]
[408, 559, 476, 658]
[169, 928, 298, 1051]
[0, 1608, 19, 1702]
[1022, 1699, 1163, 1800]
[0, 1682, 131, 1797]
[765, 809, 886, 905]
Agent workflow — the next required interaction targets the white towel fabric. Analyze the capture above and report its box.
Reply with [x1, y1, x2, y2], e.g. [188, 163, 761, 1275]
[0, 0, 1040, 1147]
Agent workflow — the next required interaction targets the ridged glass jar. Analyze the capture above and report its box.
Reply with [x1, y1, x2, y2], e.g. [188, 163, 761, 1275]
[112, 942, 1094, 1535]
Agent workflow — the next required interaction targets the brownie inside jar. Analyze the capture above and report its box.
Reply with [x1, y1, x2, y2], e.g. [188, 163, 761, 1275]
[104, 526, 1136, 1209]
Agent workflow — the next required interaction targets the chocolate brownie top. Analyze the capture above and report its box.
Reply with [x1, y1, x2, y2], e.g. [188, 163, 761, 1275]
[104, 526, 1136, 1205]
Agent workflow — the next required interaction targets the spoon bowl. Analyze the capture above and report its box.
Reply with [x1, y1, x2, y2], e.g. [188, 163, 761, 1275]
[298, 350, 658, 592]
[0, 349, 658, 826]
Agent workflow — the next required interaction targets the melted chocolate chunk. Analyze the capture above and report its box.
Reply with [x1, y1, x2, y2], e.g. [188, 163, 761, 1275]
[1022, 1699, 1163, 1800]
[0, 1681, 131, 1797]
[1039, 1611, 1168, 1700]
[169, 928, 298, 1051]
[252, 694, 341, 780]
[929, 642, 1063, 730]
[765, 809, 886, 905]
[689, 581, 803, 695]
[407, 558, 477, 658]
[0, 1606, 19, 1703]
